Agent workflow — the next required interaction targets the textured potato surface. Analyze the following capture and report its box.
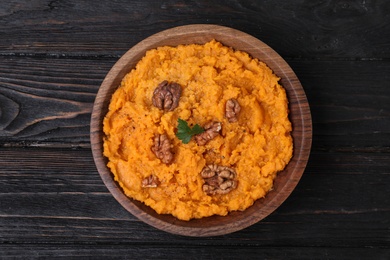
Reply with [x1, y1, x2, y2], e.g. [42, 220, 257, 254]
[103, 40, 293, 220]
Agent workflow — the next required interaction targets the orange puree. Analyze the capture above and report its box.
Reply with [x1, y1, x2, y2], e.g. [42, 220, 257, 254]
[103, 40, 293, 220]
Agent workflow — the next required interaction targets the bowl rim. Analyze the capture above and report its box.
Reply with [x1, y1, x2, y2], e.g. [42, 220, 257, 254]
[90, 24, 312, 237]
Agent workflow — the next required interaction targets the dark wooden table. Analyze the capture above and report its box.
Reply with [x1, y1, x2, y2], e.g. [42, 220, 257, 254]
[1, 0, 389, 258]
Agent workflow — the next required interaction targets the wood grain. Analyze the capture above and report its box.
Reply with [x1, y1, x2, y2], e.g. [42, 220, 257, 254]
[0, 0, 389, 256]
[1, 246, 389, 259]
[0, 0, 389, 58]
[0, 56, 113, 145]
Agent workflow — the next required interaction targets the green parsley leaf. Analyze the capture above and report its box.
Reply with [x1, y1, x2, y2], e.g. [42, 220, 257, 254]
[176, 118, 205, 144]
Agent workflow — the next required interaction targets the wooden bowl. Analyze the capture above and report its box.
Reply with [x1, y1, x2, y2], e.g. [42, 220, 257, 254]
[90, 24, 312, 237]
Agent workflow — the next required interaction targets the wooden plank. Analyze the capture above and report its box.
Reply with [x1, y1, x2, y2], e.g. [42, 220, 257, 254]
[1, 57, 389, 150]
[0, 148, 104, 193]
[288, 60, 390, 151]
[0, 192, 388, 247]
[0, 148, 388, 247]
[0, 245, 388, 259]
[0, 0, 389, 58]
[0, 56, 112, 145]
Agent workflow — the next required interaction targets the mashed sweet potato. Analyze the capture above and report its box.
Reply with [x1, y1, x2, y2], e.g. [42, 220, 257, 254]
[103, 40, 293, 221]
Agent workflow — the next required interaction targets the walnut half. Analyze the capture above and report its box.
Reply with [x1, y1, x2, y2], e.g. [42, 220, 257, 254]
[152, 80, 182, 111]
[151, 134, 174, 164]
[225, 98, 241, 123]
[195, 121, 221, 146]
[201, 164, 238, 195]
[142, 175, 159, 188]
